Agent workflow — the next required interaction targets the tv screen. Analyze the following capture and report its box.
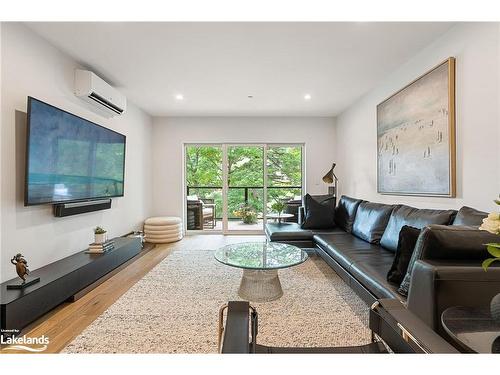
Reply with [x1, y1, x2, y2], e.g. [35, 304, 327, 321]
[25, 97, 126, 205]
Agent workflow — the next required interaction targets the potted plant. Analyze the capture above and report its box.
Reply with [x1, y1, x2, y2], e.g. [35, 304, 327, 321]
[479, 195, 500, 321]
[94, 226, 107, 244]
[233, 204, 258, 225]
[271, 200, 287, 217]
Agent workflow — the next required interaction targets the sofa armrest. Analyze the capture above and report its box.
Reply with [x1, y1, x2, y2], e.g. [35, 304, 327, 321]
[298, 206, 305, 225]
[407, 260, 500, 333]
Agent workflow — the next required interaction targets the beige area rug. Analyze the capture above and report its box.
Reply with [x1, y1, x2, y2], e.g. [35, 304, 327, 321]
[63, 248, 370, 353]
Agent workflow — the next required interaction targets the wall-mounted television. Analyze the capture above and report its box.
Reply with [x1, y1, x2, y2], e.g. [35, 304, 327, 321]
[25, 97, 126, 206]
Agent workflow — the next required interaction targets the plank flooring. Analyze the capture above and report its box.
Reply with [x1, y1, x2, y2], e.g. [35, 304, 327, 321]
[0, 234, 264, 354]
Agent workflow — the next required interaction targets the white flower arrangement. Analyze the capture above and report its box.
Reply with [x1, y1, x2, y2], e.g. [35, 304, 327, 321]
[479, 196, 500, 270]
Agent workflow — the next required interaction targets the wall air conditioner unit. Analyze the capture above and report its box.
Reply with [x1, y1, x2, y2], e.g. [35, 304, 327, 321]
[74, 69, 126, 118]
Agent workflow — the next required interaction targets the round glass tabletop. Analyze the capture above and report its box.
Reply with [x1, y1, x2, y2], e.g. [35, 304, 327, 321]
[441, 306, 500, 353]
[214, 242, 308, 270]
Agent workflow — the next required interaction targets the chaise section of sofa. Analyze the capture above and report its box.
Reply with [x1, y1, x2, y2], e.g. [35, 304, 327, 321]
[265, 222, 343, 249]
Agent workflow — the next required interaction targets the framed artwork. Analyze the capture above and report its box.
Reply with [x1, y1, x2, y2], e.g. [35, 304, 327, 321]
[377, 57, 456, 197]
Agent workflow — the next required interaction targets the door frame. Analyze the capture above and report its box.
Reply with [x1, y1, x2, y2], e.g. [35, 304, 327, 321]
[183, 142, 305, 235]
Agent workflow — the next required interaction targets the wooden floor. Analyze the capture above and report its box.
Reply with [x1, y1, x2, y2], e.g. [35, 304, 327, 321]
[0, 234, 264, 354]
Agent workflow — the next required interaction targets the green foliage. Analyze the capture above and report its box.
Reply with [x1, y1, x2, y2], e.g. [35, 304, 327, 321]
[185, 146, 223, 187]
[227, 146, 264, 187]
[266, 146, 302, 187]
[185, 145, 302, 221]
[482, 242, 500, 271]
[482, 195, 500, 271]
[94, 226, 106, 234]
[271, 200, 286, 214]
[487, 243, 500, 258]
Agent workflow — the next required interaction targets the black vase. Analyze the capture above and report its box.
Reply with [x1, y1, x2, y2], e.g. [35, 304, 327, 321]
[491, 293, 500, 322]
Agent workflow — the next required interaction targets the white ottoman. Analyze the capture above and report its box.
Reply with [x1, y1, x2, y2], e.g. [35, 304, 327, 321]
[144, 216, 183, 244]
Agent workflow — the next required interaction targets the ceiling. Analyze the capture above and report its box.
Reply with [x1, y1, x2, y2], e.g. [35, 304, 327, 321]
[26, 22, 454, 117]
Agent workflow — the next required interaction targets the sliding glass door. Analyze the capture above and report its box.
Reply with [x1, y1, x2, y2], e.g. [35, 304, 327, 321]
[185, 143, 303, 234]
[185, 145, 223, 231]
[266, 145, 303, 217]
[224, 145, 265, 233]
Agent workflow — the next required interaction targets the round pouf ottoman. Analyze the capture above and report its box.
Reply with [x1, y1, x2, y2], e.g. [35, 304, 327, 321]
[144, 216, 183, 244]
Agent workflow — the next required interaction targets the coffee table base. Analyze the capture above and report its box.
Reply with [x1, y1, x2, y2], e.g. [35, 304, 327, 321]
[238, 269, 283, 302]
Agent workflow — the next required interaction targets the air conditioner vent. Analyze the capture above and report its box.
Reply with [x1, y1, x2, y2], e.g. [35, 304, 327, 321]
[74, 69, 127, 118]
[88, 92, 124, 114]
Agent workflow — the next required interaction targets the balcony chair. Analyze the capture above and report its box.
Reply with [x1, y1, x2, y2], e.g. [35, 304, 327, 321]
[186, 195, 216, 230]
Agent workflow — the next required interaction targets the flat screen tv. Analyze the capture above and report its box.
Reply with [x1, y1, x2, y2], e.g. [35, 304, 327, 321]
[25, 97, 126, 206]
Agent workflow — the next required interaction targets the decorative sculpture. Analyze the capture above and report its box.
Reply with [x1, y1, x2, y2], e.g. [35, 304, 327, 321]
[7, 253, 40, 290]
[11, 253, 30, 283]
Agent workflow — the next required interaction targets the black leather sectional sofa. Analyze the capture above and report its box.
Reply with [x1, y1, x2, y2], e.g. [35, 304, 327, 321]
[266, 195, 500, 334]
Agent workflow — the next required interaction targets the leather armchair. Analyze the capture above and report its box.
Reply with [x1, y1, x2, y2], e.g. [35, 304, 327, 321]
[219, 299, 458, 353]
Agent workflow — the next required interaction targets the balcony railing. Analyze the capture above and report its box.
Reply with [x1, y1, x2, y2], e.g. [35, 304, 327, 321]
[186, 185, 302, 220]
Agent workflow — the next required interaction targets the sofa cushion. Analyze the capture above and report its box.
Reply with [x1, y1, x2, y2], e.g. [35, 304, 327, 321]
[352, 202, 396, 244]
[349, 261, 403, 301]
[387, 225, 420, 284]
[265, 222, 313, 241]
[314, 233, 377, 269]
[334, 195, 364, 233]
[379, 205, 457, 252]
[315, 232, 403, 300]
[301, 194, 336, 229]
[413, 224, 499, 261]
[452, 206, 488, 227]
[398, 230, 427, 296]
[311, 227, 346, 236]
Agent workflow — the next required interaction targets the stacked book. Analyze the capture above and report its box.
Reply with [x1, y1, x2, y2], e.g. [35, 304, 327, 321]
[86, 240, 115, 254]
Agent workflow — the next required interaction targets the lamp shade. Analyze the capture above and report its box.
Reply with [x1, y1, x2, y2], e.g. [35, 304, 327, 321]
[322, 163, 337, 184]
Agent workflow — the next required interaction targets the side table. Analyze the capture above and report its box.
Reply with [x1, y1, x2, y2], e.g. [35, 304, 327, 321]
[266, 213, 294, 224]
[441, 306, 500, 353]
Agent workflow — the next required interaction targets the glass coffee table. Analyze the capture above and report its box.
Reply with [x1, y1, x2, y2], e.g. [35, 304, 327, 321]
[214, 242, 308, 302]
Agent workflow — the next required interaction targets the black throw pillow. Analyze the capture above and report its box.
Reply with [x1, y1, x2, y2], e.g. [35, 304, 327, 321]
[398, 230, 429, 297]
[301, 194, 336, 229]
[387, 225, 421, 285]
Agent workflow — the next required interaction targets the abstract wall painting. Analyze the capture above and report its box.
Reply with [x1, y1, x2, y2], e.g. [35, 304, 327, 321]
[377, 57, 456, 197]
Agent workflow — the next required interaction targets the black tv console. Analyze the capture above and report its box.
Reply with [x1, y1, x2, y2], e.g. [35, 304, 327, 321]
[0, 237, 141, 334]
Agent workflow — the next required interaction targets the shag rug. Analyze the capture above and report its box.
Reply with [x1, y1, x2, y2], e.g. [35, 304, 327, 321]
[63, 248, 370, 353]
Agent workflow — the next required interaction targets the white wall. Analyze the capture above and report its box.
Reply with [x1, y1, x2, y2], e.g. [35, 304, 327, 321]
[0, 23, 3, 282]
[151, 117, 336, 218]
[0, 23, 154, 282]
[335, 23, 500, 212]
